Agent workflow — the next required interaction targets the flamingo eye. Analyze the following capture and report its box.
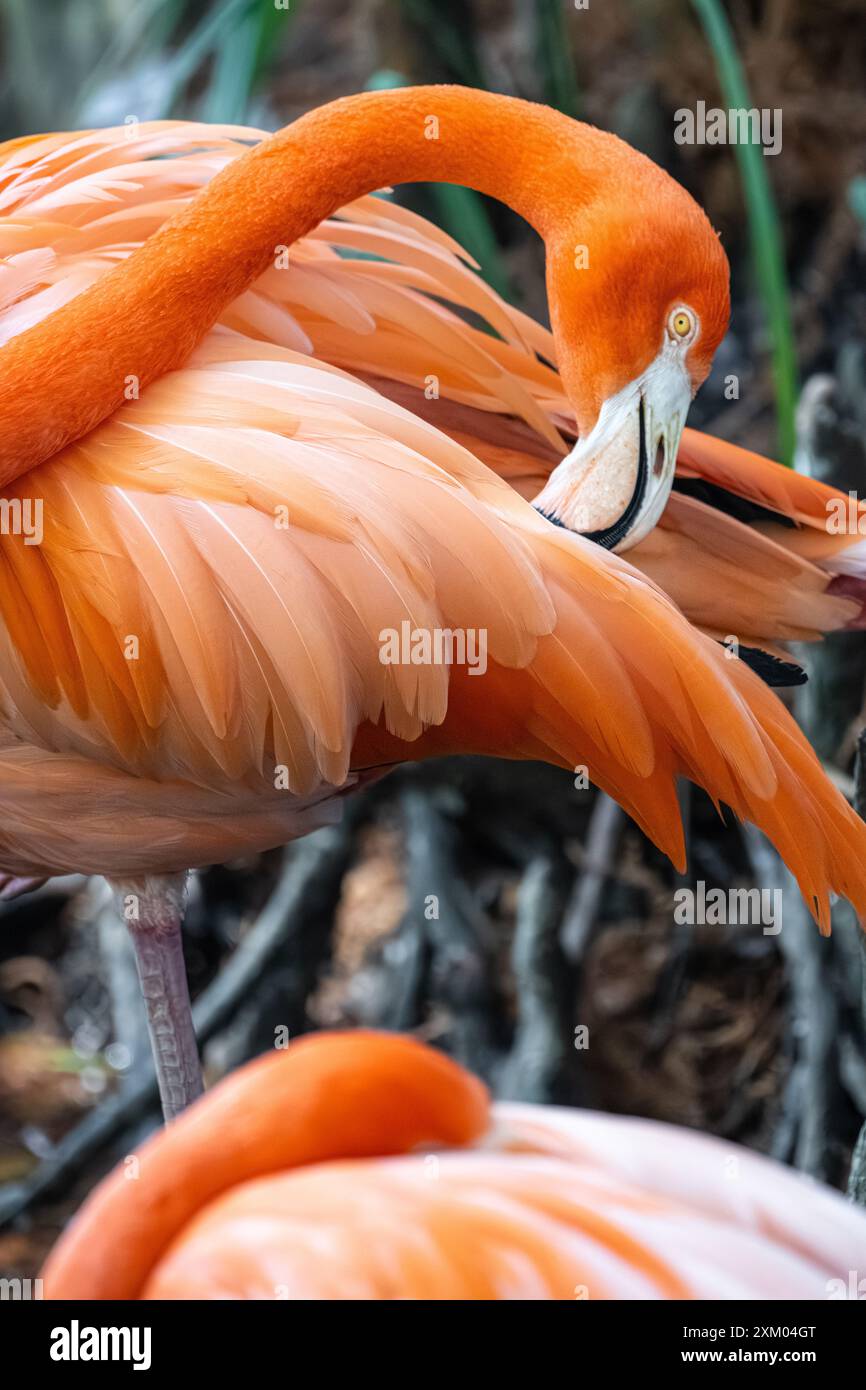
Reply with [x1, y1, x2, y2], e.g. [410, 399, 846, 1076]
[669, 306, 697, 342]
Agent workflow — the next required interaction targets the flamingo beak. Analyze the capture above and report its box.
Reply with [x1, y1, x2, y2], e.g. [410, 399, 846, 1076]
[532, 353, 692, 552]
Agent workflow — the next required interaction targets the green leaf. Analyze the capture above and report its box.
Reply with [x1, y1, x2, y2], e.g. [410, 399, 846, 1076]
[535, 0, 581, 119]
[691, 0, 798, 466]
[849, 176, 866, 228]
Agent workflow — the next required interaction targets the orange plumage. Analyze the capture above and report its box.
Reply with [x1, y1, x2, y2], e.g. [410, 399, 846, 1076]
[42, 1032, 866, 1300]
[0, 90, 865, 1118]
[0, 98, 861, 928]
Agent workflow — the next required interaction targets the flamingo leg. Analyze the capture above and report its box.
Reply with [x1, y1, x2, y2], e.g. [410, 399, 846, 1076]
[110, 872, 203, 1122]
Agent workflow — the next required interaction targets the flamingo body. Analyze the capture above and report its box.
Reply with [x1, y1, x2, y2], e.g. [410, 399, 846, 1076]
[42, 1032, 866, 1301]
[0, 110, 863, 926]
[2, 92, 866, 1117]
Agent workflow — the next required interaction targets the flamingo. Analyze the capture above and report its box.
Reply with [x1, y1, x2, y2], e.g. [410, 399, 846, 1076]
[41, 1030, 866, 1300]
[0, 88, 865, 1121]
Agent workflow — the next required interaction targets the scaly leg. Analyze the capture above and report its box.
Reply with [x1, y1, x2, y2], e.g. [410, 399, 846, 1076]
[109, 872, 203, 1122]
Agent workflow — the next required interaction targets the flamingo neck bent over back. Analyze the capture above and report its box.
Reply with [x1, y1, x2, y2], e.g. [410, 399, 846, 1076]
[0, 91, 735, 1122]
[43, 1031, 866, 1300]
[0, 86, 727, 489]
[42, 1032, 488, 1300]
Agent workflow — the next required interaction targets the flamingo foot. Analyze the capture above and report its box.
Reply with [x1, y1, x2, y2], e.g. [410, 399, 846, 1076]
[109, 871, 203, 1123]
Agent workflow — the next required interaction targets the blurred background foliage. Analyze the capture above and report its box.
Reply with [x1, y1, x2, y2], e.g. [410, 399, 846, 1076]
[1, 0, 865, 459]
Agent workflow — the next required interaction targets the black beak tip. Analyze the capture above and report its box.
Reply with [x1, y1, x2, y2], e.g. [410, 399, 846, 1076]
[532, 506, 567, 529]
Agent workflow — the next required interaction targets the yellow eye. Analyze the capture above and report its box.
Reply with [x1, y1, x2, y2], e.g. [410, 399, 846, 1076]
[669, 307, 696, 341]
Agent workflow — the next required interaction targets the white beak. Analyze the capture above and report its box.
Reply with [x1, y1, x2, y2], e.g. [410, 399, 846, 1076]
[533, 347, 692, 552]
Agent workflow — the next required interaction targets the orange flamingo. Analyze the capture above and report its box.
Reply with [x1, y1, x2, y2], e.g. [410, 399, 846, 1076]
[42, 1030, 866, 1300]
[0, 89, 865, 1119]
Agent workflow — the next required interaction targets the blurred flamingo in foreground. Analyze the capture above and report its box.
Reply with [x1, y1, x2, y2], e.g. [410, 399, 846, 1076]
[1, 89, 866, 1119]
[42, 1031, 866, 1300]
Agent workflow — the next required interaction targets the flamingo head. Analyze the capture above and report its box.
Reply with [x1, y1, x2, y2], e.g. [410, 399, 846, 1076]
[534, 185, 731, 551]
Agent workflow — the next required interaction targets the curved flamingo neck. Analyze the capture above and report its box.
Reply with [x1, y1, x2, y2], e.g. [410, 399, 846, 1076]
[41, 1031, 488, 1299]
[0, 87, 625, 483]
